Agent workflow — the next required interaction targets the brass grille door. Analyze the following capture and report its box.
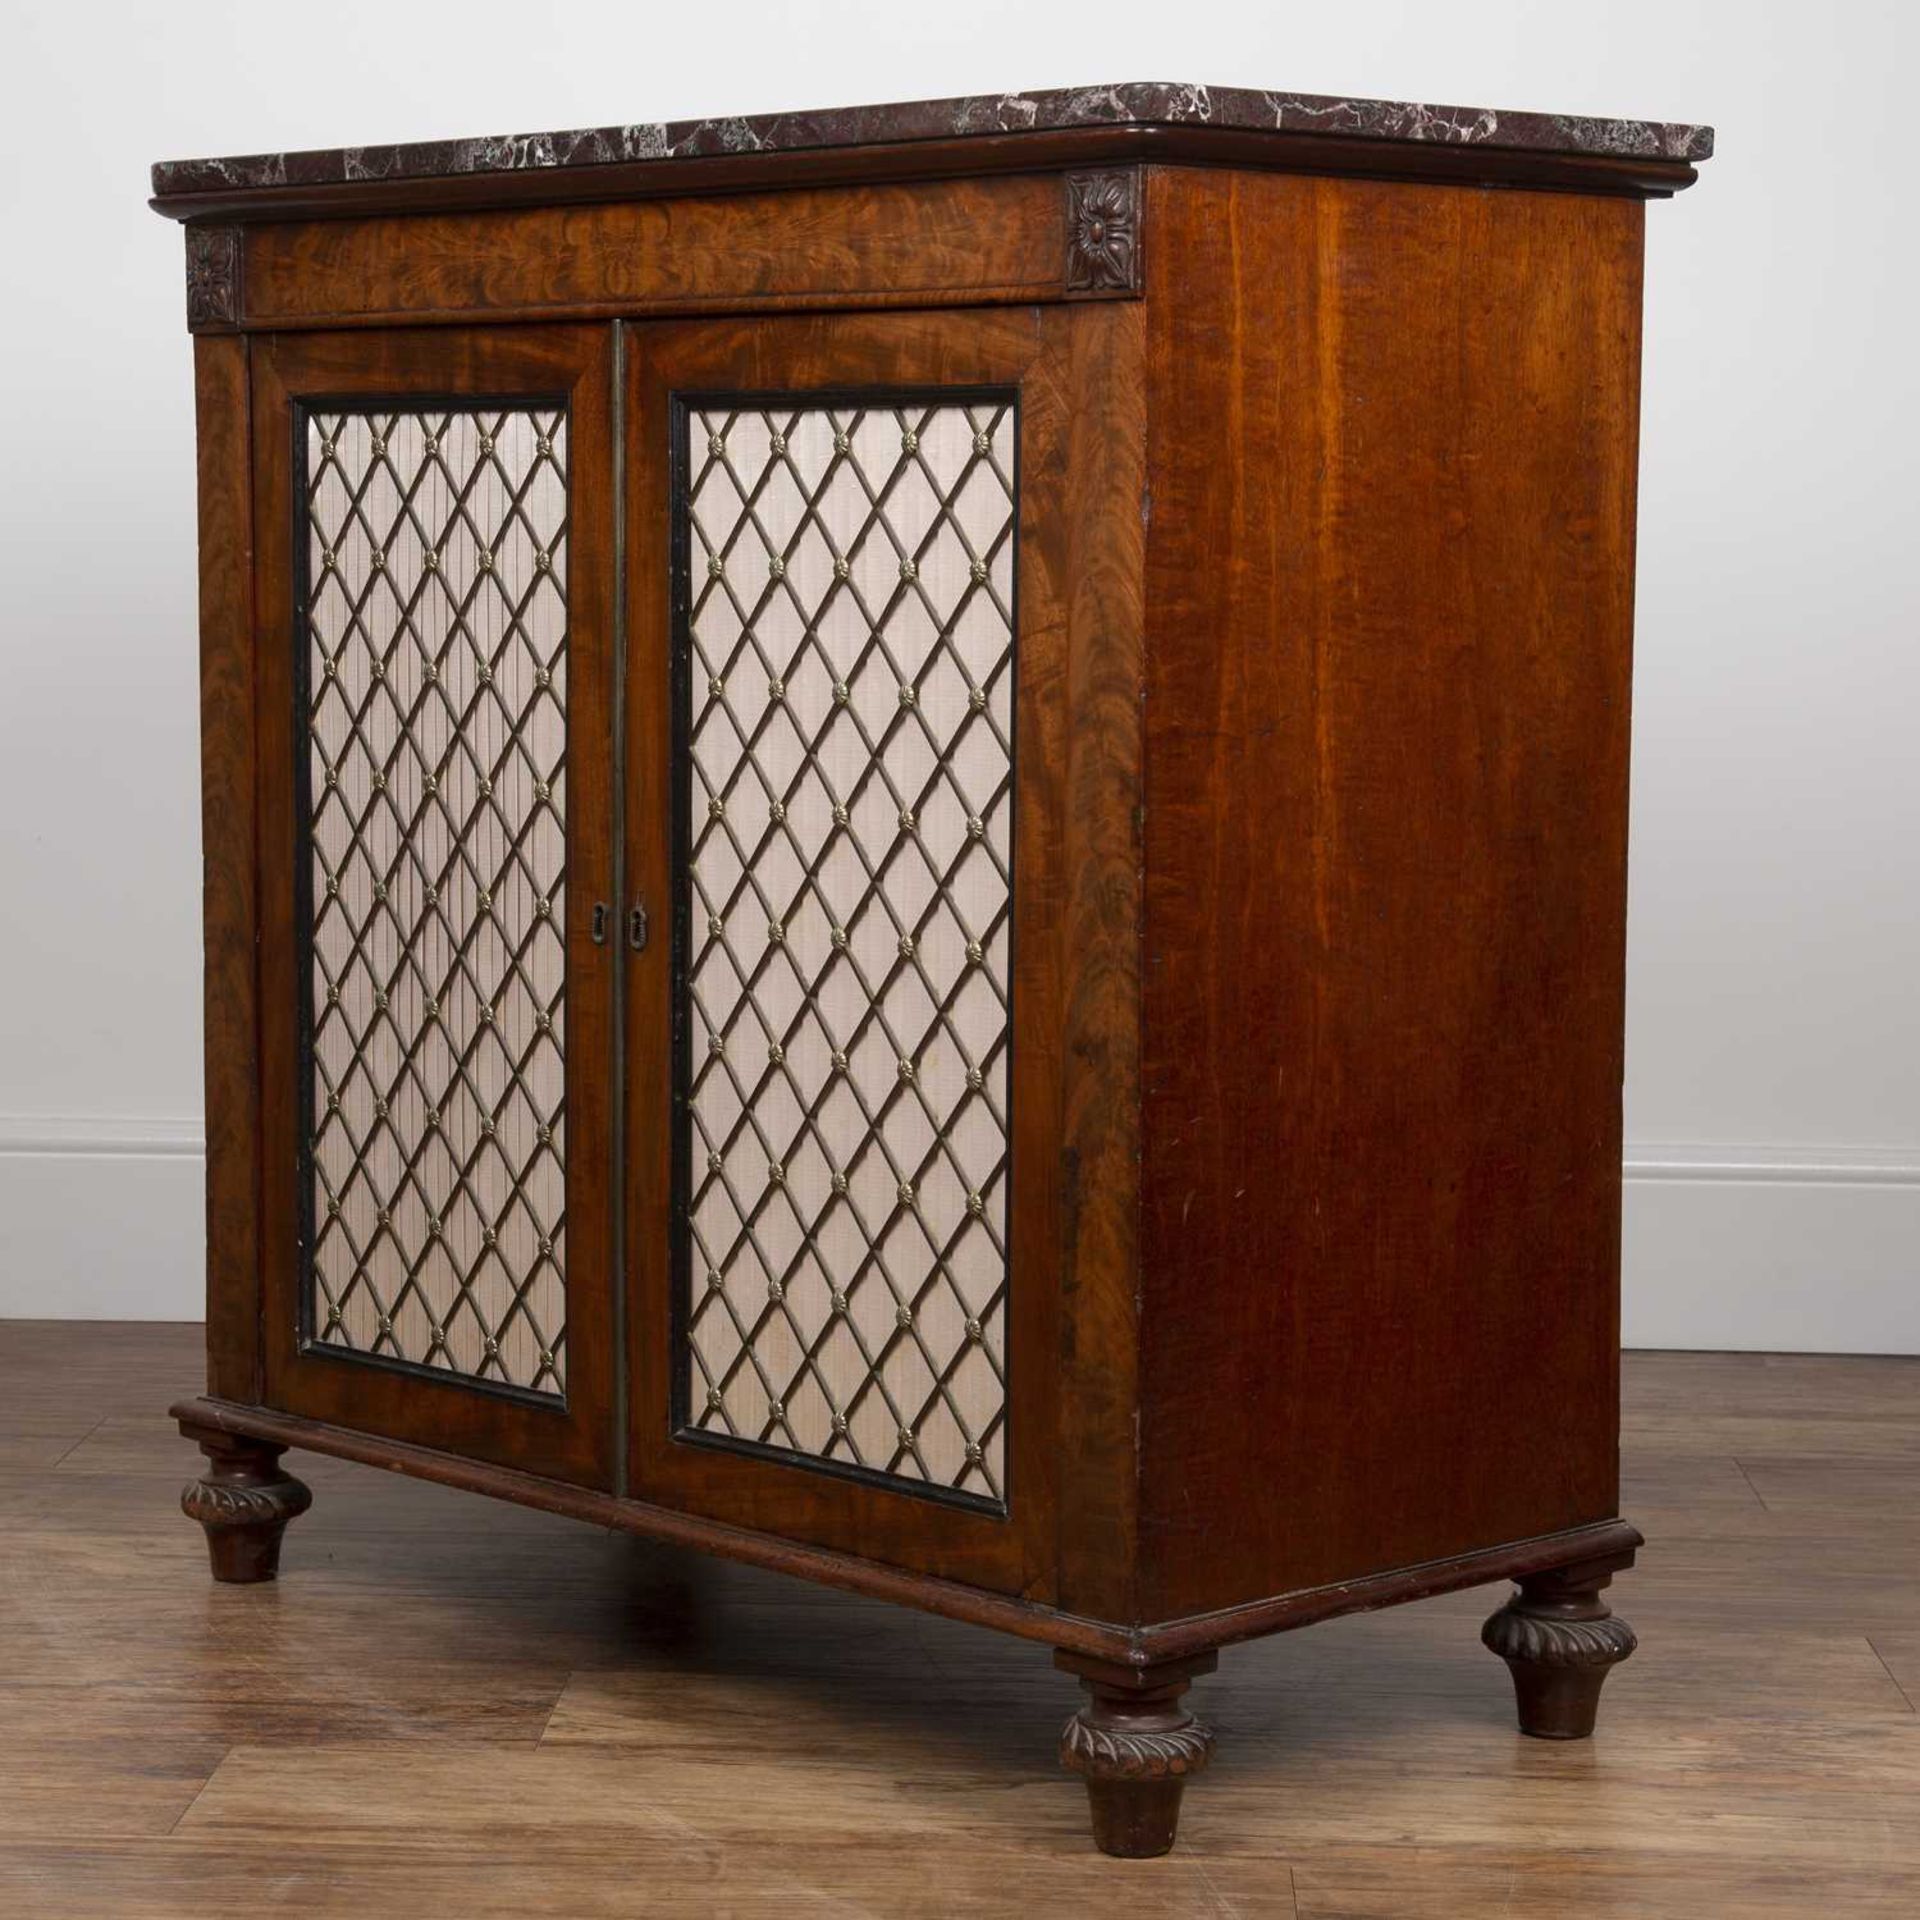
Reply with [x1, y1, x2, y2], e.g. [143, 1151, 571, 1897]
[304, 405, 571, 1396]
[254, 328, 616, 1488]
[677, 397, 1015, 1506]
[624, 313, 1088, 1593]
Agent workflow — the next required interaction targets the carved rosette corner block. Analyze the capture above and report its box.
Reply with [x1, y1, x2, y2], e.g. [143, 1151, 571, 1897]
[181, 1431, 312, 1583]
[184, 225, 242, 331]
[1482, 1567, 1637, 1739]
[1056, 1651, 1216, 1857]
[1063, 170, 1142, 294]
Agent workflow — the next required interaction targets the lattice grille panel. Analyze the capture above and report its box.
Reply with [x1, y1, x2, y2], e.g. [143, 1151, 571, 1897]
[679, 396, 1016, 1505]
[302, 406, 570, 1397]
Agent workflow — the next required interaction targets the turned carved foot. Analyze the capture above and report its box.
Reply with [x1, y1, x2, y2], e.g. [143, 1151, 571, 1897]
[181, 1432, 312, 1584]
[1056, 1651, 1216, 1857]
[1482, 1567, 1636, 1739]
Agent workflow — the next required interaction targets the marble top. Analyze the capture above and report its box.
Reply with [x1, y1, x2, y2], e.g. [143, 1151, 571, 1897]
[151, 81, 1713, 198]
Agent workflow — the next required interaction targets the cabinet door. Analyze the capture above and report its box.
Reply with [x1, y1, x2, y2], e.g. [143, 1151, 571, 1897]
[252, 326, 616, 1487]
[624, 309, 1122, 1594]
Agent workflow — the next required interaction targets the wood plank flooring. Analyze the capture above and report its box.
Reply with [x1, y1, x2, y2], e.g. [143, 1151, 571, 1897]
[1, 1324, 1916, 1915]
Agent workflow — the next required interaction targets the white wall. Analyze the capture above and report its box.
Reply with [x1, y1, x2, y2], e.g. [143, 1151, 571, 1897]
[1, 1, 1914, 1347]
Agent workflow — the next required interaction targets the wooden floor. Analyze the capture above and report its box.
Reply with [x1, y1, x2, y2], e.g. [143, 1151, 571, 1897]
[2, 1326, 1917, 1916]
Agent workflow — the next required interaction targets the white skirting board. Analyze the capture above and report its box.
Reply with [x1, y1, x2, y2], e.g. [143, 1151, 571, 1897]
[1, 1119, 1916, 1352]
[1620, 1145, 1920, 1354]
[0, 1117, 205, 1321]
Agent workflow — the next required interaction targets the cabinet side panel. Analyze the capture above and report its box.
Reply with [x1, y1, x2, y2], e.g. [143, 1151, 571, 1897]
[1139, 168, 1642, 1618]
[195, 334, 263, 1401]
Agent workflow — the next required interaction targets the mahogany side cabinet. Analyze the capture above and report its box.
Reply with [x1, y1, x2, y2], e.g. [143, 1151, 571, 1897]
[152, 82, 1712, 1856]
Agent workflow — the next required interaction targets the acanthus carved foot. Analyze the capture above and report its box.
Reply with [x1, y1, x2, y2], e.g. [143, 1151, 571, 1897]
[1055, 1651, 1216, 1857]
[1482, 1566, 1636, 1739]
[181, 1431, 312, 1584]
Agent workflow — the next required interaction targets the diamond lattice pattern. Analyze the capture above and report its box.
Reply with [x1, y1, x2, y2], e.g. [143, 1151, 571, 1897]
[682, 399, 1016, 1504]
[304, 407, 569, 1397]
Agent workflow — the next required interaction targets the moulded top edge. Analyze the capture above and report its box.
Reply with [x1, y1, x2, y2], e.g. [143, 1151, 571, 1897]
[150, 79, 1714, 203]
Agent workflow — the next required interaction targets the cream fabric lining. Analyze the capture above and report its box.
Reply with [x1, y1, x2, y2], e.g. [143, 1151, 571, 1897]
[682, 400, 1015, 1501]
[304, 407, 569, 1396]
